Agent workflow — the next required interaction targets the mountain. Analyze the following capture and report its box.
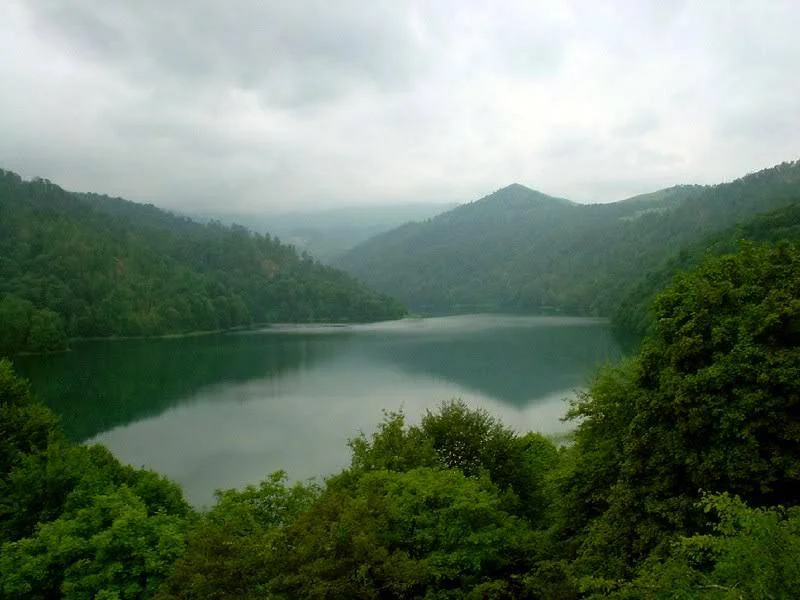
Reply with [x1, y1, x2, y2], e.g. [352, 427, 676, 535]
[193, 202, 458, 262]
[0, 170, 405, 354]
[337, 184, 581, 312]
[338, 161, 800, 315]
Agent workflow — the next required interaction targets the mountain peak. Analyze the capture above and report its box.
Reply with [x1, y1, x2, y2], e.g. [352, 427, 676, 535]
[481, 183, 574, 208]
[500, 183, 534, 193]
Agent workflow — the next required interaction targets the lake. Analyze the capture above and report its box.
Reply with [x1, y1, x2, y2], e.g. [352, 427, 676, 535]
[16, 314, 622, 506]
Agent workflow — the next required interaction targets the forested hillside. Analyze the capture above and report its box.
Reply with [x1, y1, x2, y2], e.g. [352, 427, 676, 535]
[339, 161, 800, 314]
[2, 241, 799, 598]
[0, 170, 405, 354]
[613, 203, 800, 341]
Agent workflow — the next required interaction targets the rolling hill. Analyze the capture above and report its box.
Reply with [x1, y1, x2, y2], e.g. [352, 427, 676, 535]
[0, 170, 405, 354]
[338, 161, 800, 315]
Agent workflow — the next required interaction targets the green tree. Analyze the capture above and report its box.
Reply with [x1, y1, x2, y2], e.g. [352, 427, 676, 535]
[339, 161, 800, 316]
[0, 168, 406, 354]
[26, 308, 68, 353]
[613, 203, 800, 342]
[561, 242, 800, 580]
[612, 494, 800, 599]
[0, 360, 191, 598]
[269, 468, 535, 599]
[348, 401, 559, 525]
[0, 295, 34, 354]
[0, 486, 187, 600]
[159, 472, 319, 600]
[1, 441, 189, 547]
[0, 358, 60, 486]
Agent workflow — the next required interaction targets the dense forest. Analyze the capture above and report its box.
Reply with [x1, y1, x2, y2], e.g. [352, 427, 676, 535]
[2, 240, 799, 598]
[338, 161, 800, 316]
[612, 203, 800, 341]
[0, 170, 405, 355]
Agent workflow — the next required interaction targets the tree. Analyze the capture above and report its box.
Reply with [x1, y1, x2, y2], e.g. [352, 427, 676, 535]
[268, 468, 535, 599]
[159, 472, 319, 600]
[0, 295, 34, 354]
[419, 401, 559, 525]
[26, 308, 68, 353]
[613, 494, 800, 599]
[0, 361, 191, 598]
[348, 401, 559, 525]
[0, 168, 406, 354]
[0, 486, 187, 600]
[636, 242, 800, 507]
[561, 242, 800, 579]
[0, 358, 60, 484]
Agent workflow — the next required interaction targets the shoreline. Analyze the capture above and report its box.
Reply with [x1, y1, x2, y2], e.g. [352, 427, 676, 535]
[15, 312, 612, 354]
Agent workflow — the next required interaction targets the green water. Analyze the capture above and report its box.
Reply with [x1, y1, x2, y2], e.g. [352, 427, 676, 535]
[16, 315, 622, 505]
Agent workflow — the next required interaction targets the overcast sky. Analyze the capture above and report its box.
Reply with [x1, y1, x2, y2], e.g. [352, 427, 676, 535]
[1, 1, 799, 213]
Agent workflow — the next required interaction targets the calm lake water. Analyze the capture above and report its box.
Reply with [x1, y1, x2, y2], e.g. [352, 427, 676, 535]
[16, 315, 622, 506]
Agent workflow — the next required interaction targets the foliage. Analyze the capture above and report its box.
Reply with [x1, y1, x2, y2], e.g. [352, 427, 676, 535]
[610, 494, 800, 599]
[159, 472, 320, 600]
[348, 400, 560, 525]
[0, 295, 68, 354]
[613, 203, 800, 342]
[348, 409, 438, 474]
[552, 360, 642, 551]
[26, 308, 69, 353]
[1, 441, 188, 545]
[340, 161, 800, 315]
[0, 486, 188, 600]
[268, 467, 536, 599]
[560, 242, 800, 580]
[0, 357, 60, 478]
[0, 361, 191, 599]
[642, 242, 800, 506]
[0, 168, 405, 354]
[159, 402, 561, 598]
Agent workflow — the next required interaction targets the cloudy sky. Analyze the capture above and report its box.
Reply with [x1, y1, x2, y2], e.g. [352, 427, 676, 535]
[1, 1, 799, 213]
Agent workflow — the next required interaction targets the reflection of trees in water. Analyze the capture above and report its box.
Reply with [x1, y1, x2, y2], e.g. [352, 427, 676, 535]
[15, 333, 337, 441]
[355, 323, 622, 405]
[15, 319, 621, 442]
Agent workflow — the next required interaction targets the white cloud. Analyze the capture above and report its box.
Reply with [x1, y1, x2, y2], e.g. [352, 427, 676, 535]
[0, 0, 798, 211]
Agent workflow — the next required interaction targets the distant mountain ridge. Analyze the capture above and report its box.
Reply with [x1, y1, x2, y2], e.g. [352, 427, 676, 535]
[338, 160, 800, 315]
[193, 202, 458, 262]
[617, 184, 704, 208]
[0, 170, 405, 354]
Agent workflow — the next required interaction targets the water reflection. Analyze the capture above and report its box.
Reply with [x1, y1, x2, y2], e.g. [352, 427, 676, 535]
[17, 333, 336, 440]
[18, 315, 622, 506]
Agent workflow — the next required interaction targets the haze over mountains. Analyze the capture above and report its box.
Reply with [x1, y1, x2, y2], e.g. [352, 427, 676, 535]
[338, 160, 800, 315]
[192, 202, 458, 262]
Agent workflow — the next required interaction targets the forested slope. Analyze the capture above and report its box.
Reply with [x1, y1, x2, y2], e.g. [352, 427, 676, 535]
[2, 241, 799, 598]
[0, 170, 405, 354]
[613, 203, 800, 341]
[339, 161, 800, 314]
